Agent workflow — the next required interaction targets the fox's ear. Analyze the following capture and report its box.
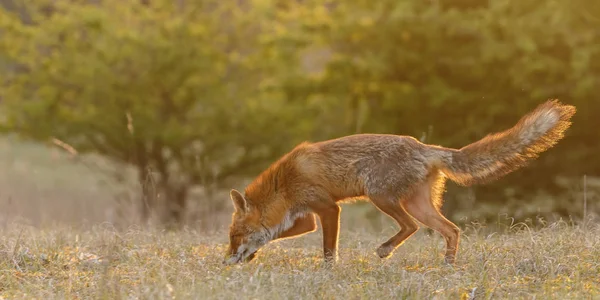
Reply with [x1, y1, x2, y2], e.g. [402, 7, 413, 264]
[230, 189, 247, 213]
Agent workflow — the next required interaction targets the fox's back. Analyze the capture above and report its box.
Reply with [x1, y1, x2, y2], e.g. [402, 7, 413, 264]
[296, 134, 437, 200]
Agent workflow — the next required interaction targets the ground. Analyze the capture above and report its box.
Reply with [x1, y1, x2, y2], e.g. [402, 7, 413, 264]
[1, 137, 599, 299]
[1, 221, 599, 299]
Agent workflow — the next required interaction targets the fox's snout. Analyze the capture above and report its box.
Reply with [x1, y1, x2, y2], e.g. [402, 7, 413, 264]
[223, 251, 257, 265]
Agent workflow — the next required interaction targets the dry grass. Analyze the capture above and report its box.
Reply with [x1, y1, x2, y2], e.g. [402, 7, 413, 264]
[1, 220, 599, 300]
[2, 137, 599, 299]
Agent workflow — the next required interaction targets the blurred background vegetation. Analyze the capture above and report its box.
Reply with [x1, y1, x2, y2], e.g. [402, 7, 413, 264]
[0, 0, 598, 231]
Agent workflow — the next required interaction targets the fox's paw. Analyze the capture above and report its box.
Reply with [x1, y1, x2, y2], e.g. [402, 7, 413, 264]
[321, 255, 338, 268]
[376, 245, 395, 259]
[444, 255, 456, 265]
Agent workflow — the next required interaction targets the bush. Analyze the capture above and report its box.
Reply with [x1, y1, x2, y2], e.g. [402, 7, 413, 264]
[284, 0, 600, 223]
[1, 0, 598, 226]
[0, 0, 313, 227]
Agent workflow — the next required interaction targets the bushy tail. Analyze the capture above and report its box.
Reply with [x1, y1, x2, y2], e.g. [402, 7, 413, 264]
[437, 100, 576, 186]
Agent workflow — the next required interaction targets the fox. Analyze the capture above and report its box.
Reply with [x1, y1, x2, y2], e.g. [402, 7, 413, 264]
[224, 100, 576, 265]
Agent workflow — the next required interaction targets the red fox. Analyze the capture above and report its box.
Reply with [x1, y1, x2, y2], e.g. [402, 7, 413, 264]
[224, 100, 576, 265]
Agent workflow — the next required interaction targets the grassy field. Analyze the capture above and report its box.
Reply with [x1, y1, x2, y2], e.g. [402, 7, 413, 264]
[1, 137, 599, 299]
[1, 220, 599, 299]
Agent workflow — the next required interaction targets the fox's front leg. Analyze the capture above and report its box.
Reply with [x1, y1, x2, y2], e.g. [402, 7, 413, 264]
[277, 213, 317, 240]
[310, 202, 341, 263]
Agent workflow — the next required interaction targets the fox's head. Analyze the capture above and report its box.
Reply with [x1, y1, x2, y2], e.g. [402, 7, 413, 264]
[224, 189, 272, 265]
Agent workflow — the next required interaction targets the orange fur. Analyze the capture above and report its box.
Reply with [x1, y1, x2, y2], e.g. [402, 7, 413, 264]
[225, 100, 576, 265]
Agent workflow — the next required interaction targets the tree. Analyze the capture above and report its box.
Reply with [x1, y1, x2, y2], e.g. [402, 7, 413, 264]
[0, 0, 312, 227]
[286, 0, 600, 222]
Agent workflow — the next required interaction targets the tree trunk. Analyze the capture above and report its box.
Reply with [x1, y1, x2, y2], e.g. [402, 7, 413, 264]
[138, 166, 156, 225]
[163, 185, 189, 230]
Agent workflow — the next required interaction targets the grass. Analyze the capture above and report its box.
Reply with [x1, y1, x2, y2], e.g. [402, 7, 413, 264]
[1, 137, 599, 299]
[1, 220, 599, 299]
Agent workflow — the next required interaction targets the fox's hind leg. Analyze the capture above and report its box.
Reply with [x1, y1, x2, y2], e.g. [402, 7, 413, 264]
[369, 195, 420, 259]
[401, 172, 460, 264]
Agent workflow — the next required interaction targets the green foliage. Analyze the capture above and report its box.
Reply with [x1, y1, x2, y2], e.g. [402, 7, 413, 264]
[0, 0, 598, 225]
[0, 0, 312, 224]
[285, 0, 600, 221]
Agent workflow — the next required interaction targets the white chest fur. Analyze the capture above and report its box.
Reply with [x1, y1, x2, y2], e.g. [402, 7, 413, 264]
[268, 210, 306, 239]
